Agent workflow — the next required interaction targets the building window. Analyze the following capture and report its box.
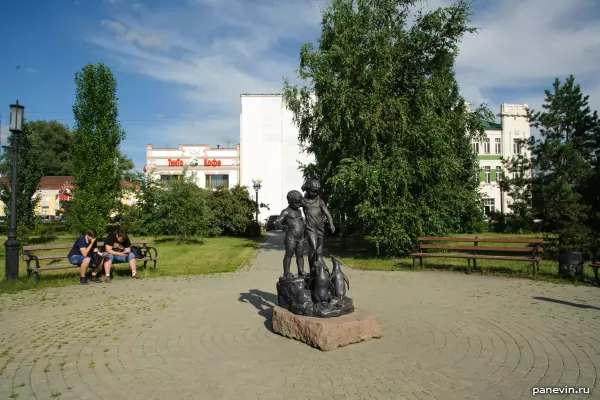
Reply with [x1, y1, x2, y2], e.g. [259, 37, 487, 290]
[513, 139, 521, 154]
[484, 166, 491, 183]
[160, 175, 181, 181]
[41, 206, 49, 215]
[206, 174, 229, 189]
[483, 198, 495, 216]
[484, 139, 490, 154]
[513, 168, 523, 180]
[472, 139, 479, 154]
[495, 138, 501, 154]
[496, 166, 502, 181]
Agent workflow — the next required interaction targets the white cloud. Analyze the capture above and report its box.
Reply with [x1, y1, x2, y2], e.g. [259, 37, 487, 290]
[88, 0, 600, 160]
[100, 19, 169, 50]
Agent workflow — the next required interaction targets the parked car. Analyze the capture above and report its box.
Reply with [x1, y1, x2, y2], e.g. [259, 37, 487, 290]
[265, 215, 282, 231]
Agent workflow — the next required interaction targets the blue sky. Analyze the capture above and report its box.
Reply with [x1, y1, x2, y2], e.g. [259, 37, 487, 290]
[1, 0, 599, 172]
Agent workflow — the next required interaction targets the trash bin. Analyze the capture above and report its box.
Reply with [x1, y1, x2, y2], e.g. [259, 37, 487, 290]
[558, 252, 584, 279]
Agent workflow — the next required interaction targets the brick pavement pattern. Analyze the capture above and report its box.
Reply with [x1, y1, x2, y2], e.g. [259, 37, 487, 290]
[0, 232, 599, 400]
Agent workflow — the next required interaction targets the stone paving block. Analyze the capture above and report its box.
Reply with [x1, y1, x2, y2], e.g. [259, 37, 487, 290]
[0, 232, 599, 400]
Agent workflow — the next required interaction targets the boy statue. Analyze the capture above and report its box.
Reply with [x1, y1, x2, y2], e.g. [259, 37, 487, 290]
[277, 190, 307, 277]
[301, 178, 335, 274]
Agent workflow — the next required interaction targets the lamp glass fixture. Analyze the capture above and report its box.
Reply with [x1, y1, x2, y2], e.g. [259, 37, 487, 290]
[9, 101, 24, 132]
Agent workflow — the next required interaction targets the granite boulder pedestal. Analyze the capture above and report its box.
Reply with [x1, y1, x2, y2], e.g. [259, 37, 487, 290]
[272, 306, 383, 351]
[273, 271, 383, 351]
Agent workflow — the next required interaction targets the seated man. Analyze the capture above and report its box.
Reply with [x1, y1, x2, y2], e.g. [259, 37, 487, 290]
[68, 229, 104, 285]
[103, 230, 142, 279]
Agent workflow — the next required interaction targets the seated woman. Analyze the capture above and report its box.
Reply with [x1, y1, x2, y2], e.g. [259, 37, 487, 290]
[67, 229, 106, 284]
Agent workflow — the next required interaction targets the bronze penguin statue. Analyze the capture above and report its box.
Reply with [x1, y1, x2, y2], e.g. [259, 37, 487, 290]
[310, 257, 332, 304]
[330, 256, 349, 298]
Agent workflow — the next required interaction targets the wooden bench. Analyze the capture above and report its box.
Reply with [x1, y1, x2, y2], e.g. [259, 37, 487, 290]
[589, 251, 600, 286]
[410, 236, 544, 276]
[23, 239, 159, 281]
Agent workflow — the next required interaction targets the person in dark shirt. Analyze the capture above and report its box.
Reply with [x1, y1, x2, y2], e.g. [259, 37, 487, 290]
[68, 229, 104, 285]
[103, 230, 141, 279]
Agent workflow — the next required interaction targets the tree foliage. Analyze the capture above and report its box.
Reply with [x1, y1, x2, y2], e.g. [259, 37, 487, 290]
[501, 75, 600, 254]
[0, 121, 44, 231]
[206, 185, 258, 237]
[0, 120, 135, 180]
[283, 0, 493, 254]
[71, 63, 126, 235]
[135, 171, 211, 243]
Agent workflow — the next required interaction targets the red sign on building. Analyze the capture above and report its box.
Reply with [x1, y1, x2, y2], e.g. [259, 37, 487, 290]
[168, 158, 184, 167]
[204, 159, 222, 167]
[58, 182, 74, 201]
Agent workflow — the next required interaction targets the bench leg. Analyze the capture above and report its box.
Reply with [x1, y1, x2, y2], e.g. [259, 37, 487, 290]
[467, 259, 471, 274]
[412, 257, 415, 268]
[153, 260, 157, 270]
[419, 257, 423, 269]
[473, 259, 477, 271]
[34, 271, 39, 282]
[532, 261, 536, 277]
[594, 268, 599, 286]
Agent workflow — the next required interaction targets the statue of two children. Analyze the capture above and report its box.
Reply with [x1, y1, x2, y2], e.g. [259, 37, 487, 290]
[276, 179, 335, 278]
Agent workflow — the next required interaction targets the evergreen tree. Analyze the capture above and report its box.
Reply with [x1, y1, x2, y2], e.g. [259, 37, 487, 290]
[283, 0, 493, 254]
[71, 63, 126, 236]
[504, 75, 599, 254]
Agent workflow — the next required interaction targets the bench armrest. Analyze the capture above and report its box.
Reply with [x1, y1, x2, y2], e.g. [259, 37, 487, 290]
[142, 245, 159, 260]
[24, 252, 40, 269]
[531, 244, 542, 258]
[411, 242, 421, 253]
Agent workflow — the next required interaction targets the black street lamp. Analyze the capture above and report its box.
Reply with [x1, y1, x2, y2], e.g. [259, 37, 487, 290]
[252, 178, 262, 223]
[4, 101, 24, 280]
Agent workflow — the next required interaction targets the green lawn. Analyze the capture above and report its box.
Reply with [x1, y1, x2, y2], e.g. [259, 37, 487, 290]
[0, 234, 264, 293]
[327, 232, 599, 287]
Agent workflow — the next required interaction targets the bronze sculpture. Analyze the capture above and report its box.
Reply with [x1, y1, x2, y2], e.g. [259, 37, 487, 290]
[300, 178, 335, 274]
[276, 190, 307, 277]
[276, 179, 354, 318]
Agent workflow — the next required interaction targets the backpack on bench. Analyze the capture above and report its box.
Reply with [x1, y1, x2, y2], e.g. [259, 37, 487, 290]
[130, 245, 145, 259]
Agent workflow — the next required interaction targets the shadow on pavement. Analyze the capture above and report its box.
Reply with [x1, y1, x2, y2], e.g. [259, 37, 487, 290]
[238, 289, 280, 333]
[533, 296, 600, 311]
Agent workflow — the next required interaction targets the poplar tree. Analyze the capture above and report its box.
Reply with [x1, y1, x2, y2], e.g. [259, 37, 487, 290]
[283, 0, 493, 254]
[71, 63, 125, 235]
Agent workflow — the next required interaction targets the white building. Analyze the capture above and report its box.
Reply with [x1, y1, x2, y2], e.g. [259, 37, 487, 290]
[475, 103, 531, 216]
[144, 144, 240, 189]
[239, 98, 530, 220]
[239, 94, 315, 222]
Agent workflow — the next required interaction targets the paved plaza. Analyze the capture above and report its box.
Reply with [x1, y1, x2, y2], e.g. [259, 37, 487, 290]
[0, 232, 598, 400]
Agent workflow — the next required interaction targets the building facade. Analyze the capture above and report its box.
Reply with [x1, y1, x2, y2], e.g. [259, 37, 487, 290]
[239, 94, 315, 223]
[0, 176, 139, 217]
[144, 144, 240, 189]
[475, 103, 531, 216]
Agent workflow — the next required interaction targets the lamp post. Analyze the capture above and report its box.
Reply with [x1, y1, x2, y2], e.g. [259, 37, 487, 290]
[252, 178, 262, 223]
[4, 101, 24, 280]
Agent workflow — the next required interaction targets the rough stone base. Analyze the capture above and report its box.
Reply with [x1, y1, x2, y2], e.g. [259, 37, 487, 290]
[272, 306, 383, 351]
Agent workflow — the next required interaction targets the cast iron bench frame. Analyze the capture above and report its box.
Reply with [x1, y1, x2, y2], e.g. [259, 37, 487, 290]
[23, 239, 159, 281]
[410, 236, 544, 276]
[589, 251, 600, 286]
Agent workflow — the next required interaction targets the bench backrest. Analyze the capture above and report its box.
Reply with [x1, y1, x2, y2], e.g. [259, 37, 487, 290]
[418, 236, 543, 244]
[416, 236, 543, 254]
[22, 239, 149, 258]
